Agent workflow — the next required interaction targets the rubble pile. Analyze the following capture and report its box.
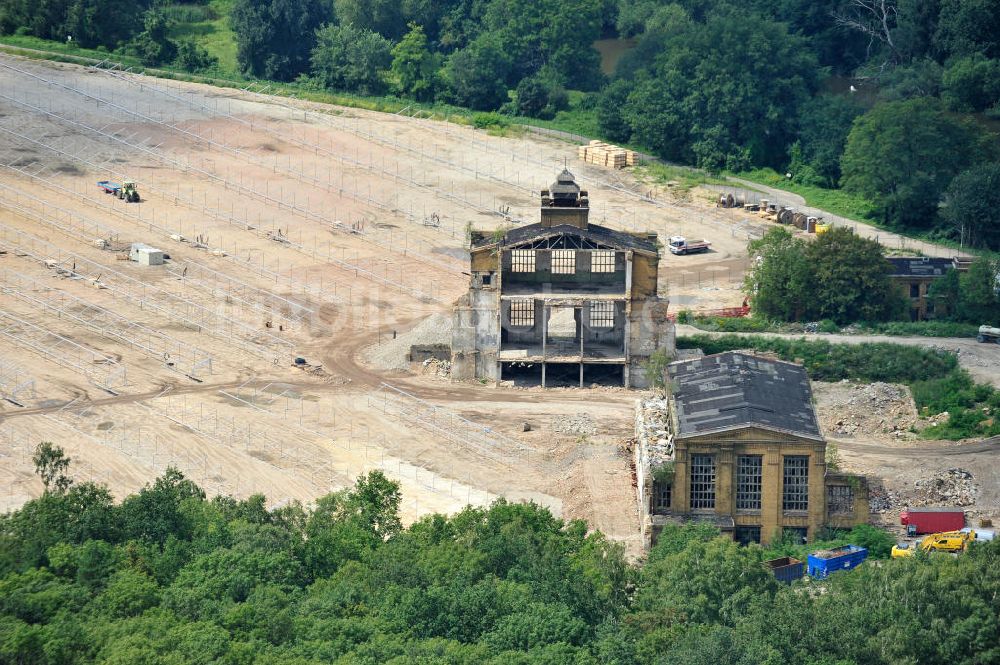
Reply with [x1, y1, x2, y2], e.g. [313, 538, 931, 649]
[637, 397, 673, 462]
[818, 381, 918, 439]
[554, 413, 598, 436]
[913, 468, 979, 507]
[419, 358, 451, 378]
[868, 481, 901, 513]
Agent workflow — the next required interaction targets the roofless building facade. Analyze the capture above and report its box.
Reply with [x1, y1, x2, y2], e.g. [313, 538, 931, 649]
[451, 170, 674, 388]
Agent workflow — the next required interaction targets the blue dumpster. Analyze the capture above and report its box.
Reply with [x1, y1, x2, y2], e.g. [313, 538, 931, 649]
[807, 545, 868, 579]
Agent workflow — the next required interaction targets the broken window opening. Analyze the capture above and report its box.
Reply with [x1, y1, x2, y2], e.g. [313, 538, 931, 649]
[653, 481, 671, 512]
[690, 454, 716, 509]
[736, 455, 763, 511]
[827, 485, 854, 515]
[782, 456, 809, 512]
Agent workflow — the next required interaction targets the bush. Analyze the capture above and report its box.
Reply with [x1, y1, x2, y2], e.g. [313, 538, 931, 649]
[174, 40, 217, 73]
[471, 112, 509, 130]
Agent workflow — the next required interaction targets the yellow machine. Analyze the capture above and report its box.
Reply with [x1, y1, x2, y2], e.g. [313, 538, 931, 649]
[891, 530, 976, 558]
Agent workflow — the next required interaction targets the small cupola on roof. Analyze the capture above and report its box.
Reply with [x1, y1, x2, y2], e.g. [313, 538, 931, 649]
[540, 169, 589, 229]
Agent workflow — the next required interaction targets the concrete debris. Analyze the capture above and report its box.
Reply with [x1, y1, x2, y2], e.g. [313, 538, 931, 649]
[868, 481, 901, 513]
[637, 397, 673, 462]
[419, 357, 452, 378]
[913, 468, 979, 507]
[815, 381, 918, 439]
[554, 413, 597, 436]
[363, 313, 452, 371]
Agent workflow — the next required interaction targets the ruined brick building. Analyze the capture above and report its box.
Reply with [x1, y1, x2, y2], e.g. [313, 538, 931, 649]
[451, 170, 674, 387]
[635, 352, 869, 547]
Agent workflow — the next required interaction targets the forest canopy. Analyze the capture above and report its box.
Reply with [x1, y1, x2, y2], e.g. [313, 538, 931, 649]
[2, 452, 1000, 664]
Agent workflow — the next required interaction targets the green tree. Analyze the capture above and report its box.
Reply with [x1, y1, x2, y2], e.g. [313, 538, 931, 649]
[936, 0, 1000, 59]
[941, 162, 1000, 250]
[840, 98, 987, 229]
[441, 34, 512, 110]
[174, 40, 218, 73]
[958, 258, 1000, 324]
[333, 0, 405, 39]
[32, 442, 72, 493]
[231, 0, 330, 80]
[941, 55, 1000, 112]
[310, 23, 393, 95]
[124, 8, 177, 67]
[607, 5, 818, 170]
[743, 227, 812, 321]
[387, 23, 439, 101]
[792, 94, 864, 187]
[805, 226, 904, 324]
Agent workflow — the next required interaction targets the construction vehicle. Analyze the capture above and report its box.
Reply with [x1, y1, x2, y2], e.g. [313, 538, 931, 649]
[97, 180, 141, 202]
[891, 530, 976, 558]
[668, 236, 711, 255]
[977, 325, 1000, 344]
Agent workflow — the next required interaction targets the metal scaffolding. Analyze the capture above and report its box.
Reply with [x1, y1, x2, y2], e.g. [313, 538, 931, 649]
[1, 269, 214, 379]
[0, 359, 36, 406]
[0, 309, 127, 394]
[0, 219, 295, 365]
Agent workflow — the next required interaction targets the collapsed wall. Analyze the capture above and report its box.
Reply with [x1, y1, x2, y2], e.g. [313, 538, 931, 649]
[634, 396, 674, 549]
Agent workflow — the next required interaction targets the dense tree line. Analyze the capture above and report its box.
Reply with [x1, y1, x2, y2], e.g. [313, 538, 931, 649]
[0, 0, 217, 69]
[3, 0, 1000, 246]
[3, 448, 1000, 664]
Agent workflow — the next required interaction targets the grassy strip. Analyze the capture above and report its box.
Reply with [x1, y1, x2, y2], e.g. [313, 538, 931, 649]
[680, 315, 980, 338]
[677, 334, 957, 382]
[678, 334, 998, 439]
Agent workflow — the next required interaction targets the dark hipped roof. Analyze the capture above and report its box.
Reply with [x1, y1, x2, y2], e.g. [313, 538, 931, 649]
[472, 222, 658, 254]
[669, 352, 821, 439]
[887, 257, 956, 277]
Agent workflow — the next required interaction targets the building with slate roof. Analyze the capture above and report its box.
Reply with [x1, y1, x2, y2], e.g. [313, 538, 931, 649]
[634, 352, 869, 548]
[887, 256, 972, 321]
[451, 170, 673, 387]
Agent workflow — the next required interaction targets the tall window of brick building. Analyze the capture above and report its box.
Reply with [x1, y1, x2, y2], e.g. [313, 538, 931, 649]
[551, 250, 576, 274]
[512, 249, 535, 273]
[782, 456, 810, 511]
[736, 455, 763, 510]
[690, 454, 716, 509]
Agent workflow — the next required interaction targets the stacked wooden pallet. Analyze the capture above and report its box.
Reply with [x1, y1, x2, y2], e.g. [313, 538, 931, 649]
[577, 140, 638, 169]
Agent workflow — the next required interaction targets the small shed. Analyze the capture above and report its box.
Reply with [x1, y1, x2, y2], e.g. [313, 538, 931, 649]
[129, 243, 164, 266]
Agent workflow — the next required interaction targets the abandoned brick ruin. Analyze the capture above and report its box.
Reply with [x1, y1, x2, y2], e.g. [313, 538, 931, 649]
[451, 170, 674, 387]
[635, 352, 869, 547]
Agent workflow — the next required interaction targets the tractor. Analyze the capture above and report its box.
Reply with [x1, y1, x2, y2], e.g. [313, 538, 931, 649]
[118, 180, 140, 203]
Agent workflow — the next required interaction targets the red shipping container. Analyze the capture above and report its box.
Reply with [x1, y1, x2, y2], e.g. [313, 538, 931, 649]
[900, 508, 964, 534]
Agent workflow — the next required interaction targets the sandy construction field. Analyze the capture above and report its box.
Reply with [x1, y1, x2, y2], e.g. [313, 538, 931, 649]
[3, 55, 990, 555]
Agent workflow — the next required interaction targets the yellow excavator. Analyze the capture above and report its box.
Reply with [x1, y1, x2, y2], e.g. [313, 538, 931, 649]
[891, 530, 976, 558]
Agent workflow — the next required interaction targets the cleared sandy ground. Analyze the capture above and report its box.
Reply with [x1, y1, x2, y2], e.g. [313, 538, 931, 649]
[2, 55, 991, 555]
